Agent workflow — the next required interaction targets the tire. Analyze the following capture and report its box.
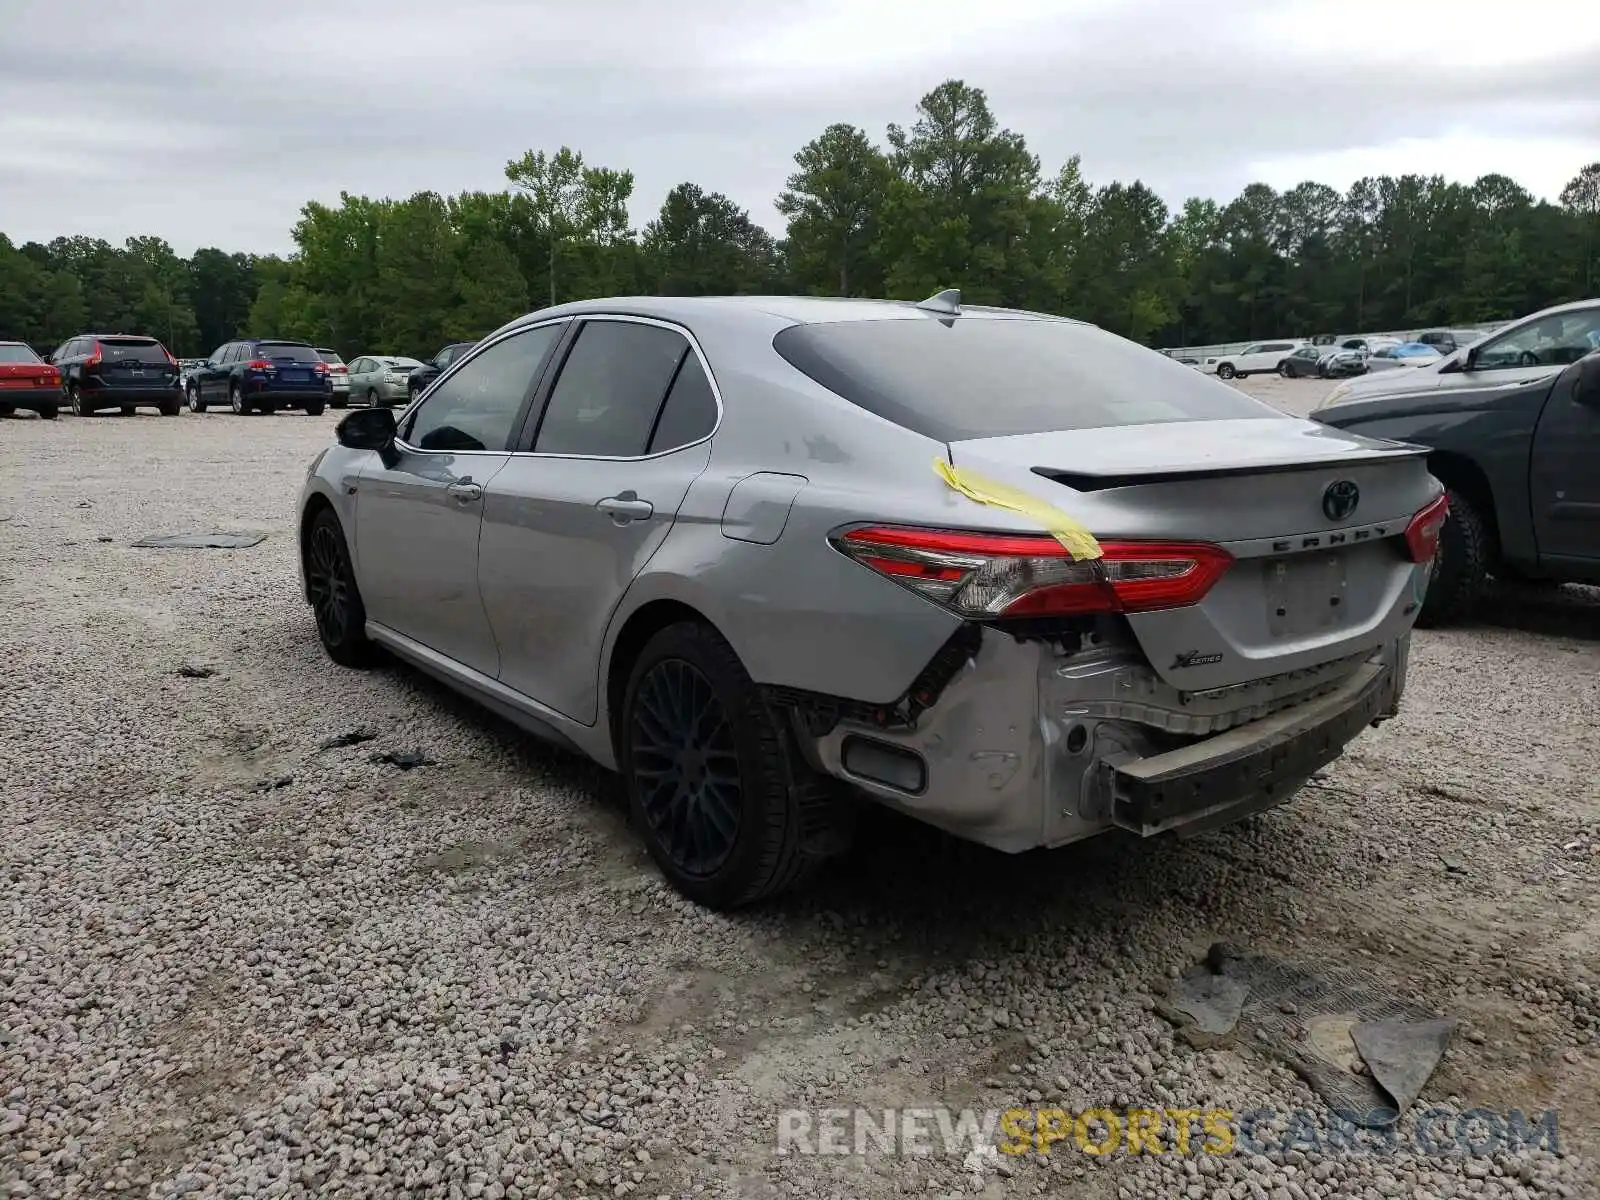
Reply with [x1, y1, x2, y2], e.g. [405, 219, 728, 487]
[1278, 360, 1293, 378]
[0, 403, 13, 417]
[70, 384, 96, 417]
[1217, 364, 1236, 380]
[305, 400, 325, 417]
[304, 507, 377, 668]
[188, 386, 206, 414]
[38, 404, 58, 420]
[159, 401, 181, 417]
[367, 388, 380, 408]
[230, 383, 250, 415]
[1417, 487, 1491, 627]
[120, 405, 136, 416]
[331, 394, 347, 409]
[620, 621, 846, 909]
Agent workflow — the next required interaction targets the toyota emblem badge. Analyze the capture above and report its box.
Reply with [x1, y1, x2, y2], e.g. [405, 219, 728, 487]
[1322, 479, 1360, 522]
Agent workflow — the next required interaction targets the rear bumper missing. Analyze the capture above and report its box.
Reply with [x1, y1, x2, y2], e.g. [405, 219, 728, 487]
[1107, 660, 1393, 837]
[802, 629, 1409, 854]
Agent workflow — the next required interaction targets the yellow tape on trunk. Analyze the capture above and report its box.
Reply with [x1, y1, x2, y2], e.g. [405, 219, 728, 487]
[933, 459, 1103, 562]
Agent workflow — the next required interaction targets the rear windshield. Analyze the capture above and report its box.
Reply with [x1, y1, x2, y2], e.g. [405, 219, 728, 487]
[773, 317, 1278, 441]
[316, 349, 344, 364]
[100, 338, 169, 364]
[0, 344, 42, 363]
[255, 342, 321, 363]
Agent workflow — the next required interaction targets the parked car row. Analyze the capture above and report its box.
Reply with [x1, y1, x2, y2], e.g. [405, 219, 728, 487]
[1202, 327, 1489, 382]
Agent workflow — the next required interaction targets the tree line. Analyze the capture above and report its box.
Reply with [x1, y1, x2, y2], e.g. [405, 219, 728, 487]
[3, 80, 1598, 361]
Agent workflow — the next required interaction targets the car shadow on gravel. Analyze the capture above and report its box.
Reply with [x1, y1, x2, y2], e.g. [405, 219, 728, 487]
[1465, 581, 1600, 641]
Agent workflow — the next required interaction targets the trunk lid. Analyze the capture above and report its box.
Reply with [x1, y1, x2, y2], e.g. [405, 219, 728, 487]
[0, 361, 57, 388]
[947, 418, 1438, 691]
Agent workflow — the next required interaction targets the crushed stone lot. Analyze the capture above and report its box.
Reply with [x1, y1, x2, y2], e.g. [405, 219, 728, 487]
[2, 379, 1598, 1200]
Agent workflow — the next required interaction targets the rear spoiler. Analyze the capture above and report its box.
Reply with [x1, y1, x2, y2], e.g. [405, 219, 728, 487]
[1033, 443, 1431, 493]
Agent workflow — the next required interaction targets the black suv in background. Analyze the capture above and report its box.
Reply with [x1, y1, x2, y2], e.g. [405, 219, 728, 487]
[406, 341, 478, 401]
[187, 338, 333, 415]
[51, 334, 182, 416]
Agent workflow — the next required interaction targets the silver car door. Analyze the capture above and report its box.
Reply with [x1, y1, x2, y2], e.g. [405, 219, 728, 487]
[479, 317, 717, 724]
[353, 325, 563, 677]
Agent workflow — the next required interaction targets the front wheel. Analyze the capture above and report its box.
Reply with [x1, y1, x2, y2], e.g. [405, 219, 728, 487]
[1416, 487, 1491, 627]
[1217, 363, 1236, 380]
[188, 387, 206, 413]
[620, 622, 846, 909]
[305, 400, 325, 417]
[1278, 360, 1293, 378]
[305, 508, 376, 668]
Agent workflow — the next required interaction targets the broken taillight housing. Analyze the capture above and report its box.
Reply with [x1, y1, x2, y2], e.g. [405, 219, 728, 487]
[830, 525, 1234, 619]
[1403, 492, 1450, 563]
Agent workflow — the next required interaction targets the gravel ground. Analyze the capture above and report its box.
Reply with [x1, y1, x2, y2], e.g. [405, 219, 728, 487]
[3, 380, 1598, 1200]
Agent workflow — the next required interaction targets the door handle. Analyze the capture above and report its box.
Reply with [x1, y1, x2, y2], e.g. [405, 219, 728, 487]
[596, 493, 654, 523]
[446, 480, 483, 503]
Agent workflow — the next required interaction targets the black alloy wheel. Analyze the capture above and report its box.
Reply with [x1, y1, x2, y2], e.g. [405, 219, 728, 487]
[629, 656, 743, 880]
[305, 509, 374, 666]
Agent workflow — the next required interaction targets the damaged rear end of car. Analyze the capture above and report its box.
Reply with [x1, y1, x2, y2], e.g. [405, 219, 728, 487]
[764, 308, 1443, 853]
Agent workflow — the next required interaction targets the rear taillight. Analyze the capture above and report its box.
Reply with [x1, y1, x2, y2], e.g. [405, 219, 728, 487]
[1404, 493, 1449, 563]
[831, 526, 1234, 619]
[247, 359, 273, 370]
[85, 343, 102, 367]
[163, 348, 177, 367]
[312, 361, 329, 374]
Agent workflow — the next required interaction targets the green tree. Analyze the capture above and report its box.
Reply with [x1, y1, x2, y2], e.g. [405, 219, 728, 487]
[1559, 162, 1600, 292]
[776, 123, 892, 295]
[643, 184, 780, 295]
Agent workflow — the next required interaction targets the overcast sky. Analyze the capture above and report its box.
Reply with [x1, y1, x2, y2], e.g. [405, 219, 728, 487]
[2, 0, 1596, 257]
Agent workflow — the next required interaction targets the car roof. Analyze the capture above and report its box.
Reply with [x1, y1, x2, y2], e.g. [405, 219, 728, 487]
[503, 294, 1092, 333]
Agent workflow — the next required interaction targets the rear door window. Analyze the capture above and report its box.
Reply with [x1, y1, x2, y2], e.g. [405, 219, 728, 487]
[533, 320, 690, 457]
[773, 317, 1277, 442]
[647, 352, 719, 453]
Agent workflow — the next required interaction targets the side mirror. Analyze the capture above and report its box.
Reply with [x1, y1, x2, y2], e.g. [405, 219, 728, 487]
[1573, 355, 1600, 409]
[336, 406, 397, 451]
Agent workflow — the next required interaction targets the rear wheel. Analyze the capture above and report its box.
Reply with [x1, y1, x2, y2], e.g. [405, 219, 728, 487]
[159, 400, 180, 416]
[120, 405, 136, 416]
[620, 621, 846, 908]
[230, 383, 250, 415]
[38, 404, 58, 420]
[305, 400, 325, 417]
[1217, 363, 1236, 380]
[70, 385, 95, 416]
[0, 403, 12, 417]
[367, 388, 380, 408]
[1417, 486, 1491, 627]
[331, 393, 347, 409]
[187, 386, 206, 413]
[305, 508, 376, 668]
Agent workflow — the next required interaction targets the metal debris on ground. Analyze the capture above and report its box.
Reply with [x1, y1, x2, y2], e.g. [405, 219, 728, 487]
[253, 775, 294, 792]
[177, 663, 217, 678]
[319, 727, 380, 750]
[1159, 942, 1456, 1127]
[131, 532, 267, 549]
[369, 748, 437, 770]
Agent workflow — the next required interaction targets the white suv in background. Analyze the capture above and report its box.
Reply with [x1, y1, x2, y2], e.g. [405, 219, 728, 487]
[1206, 340, 1305, 380]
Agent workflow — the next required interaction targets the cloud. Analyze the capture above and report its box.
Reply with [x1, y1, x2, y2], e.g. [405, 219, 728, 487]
[1, 0, 1594, 255]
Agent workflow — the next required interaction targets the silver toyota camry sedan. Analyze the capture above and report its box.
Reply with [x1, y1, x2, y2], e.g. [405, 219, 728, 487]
[297, 293, 1445, 908]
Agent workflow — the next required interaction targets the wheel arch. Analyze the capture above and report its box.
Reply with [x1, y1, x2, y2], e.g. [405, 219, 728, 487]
[1427, 450, 1501, 563]
[298, 490, 339, 603]
[603, 596, 728, 763]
